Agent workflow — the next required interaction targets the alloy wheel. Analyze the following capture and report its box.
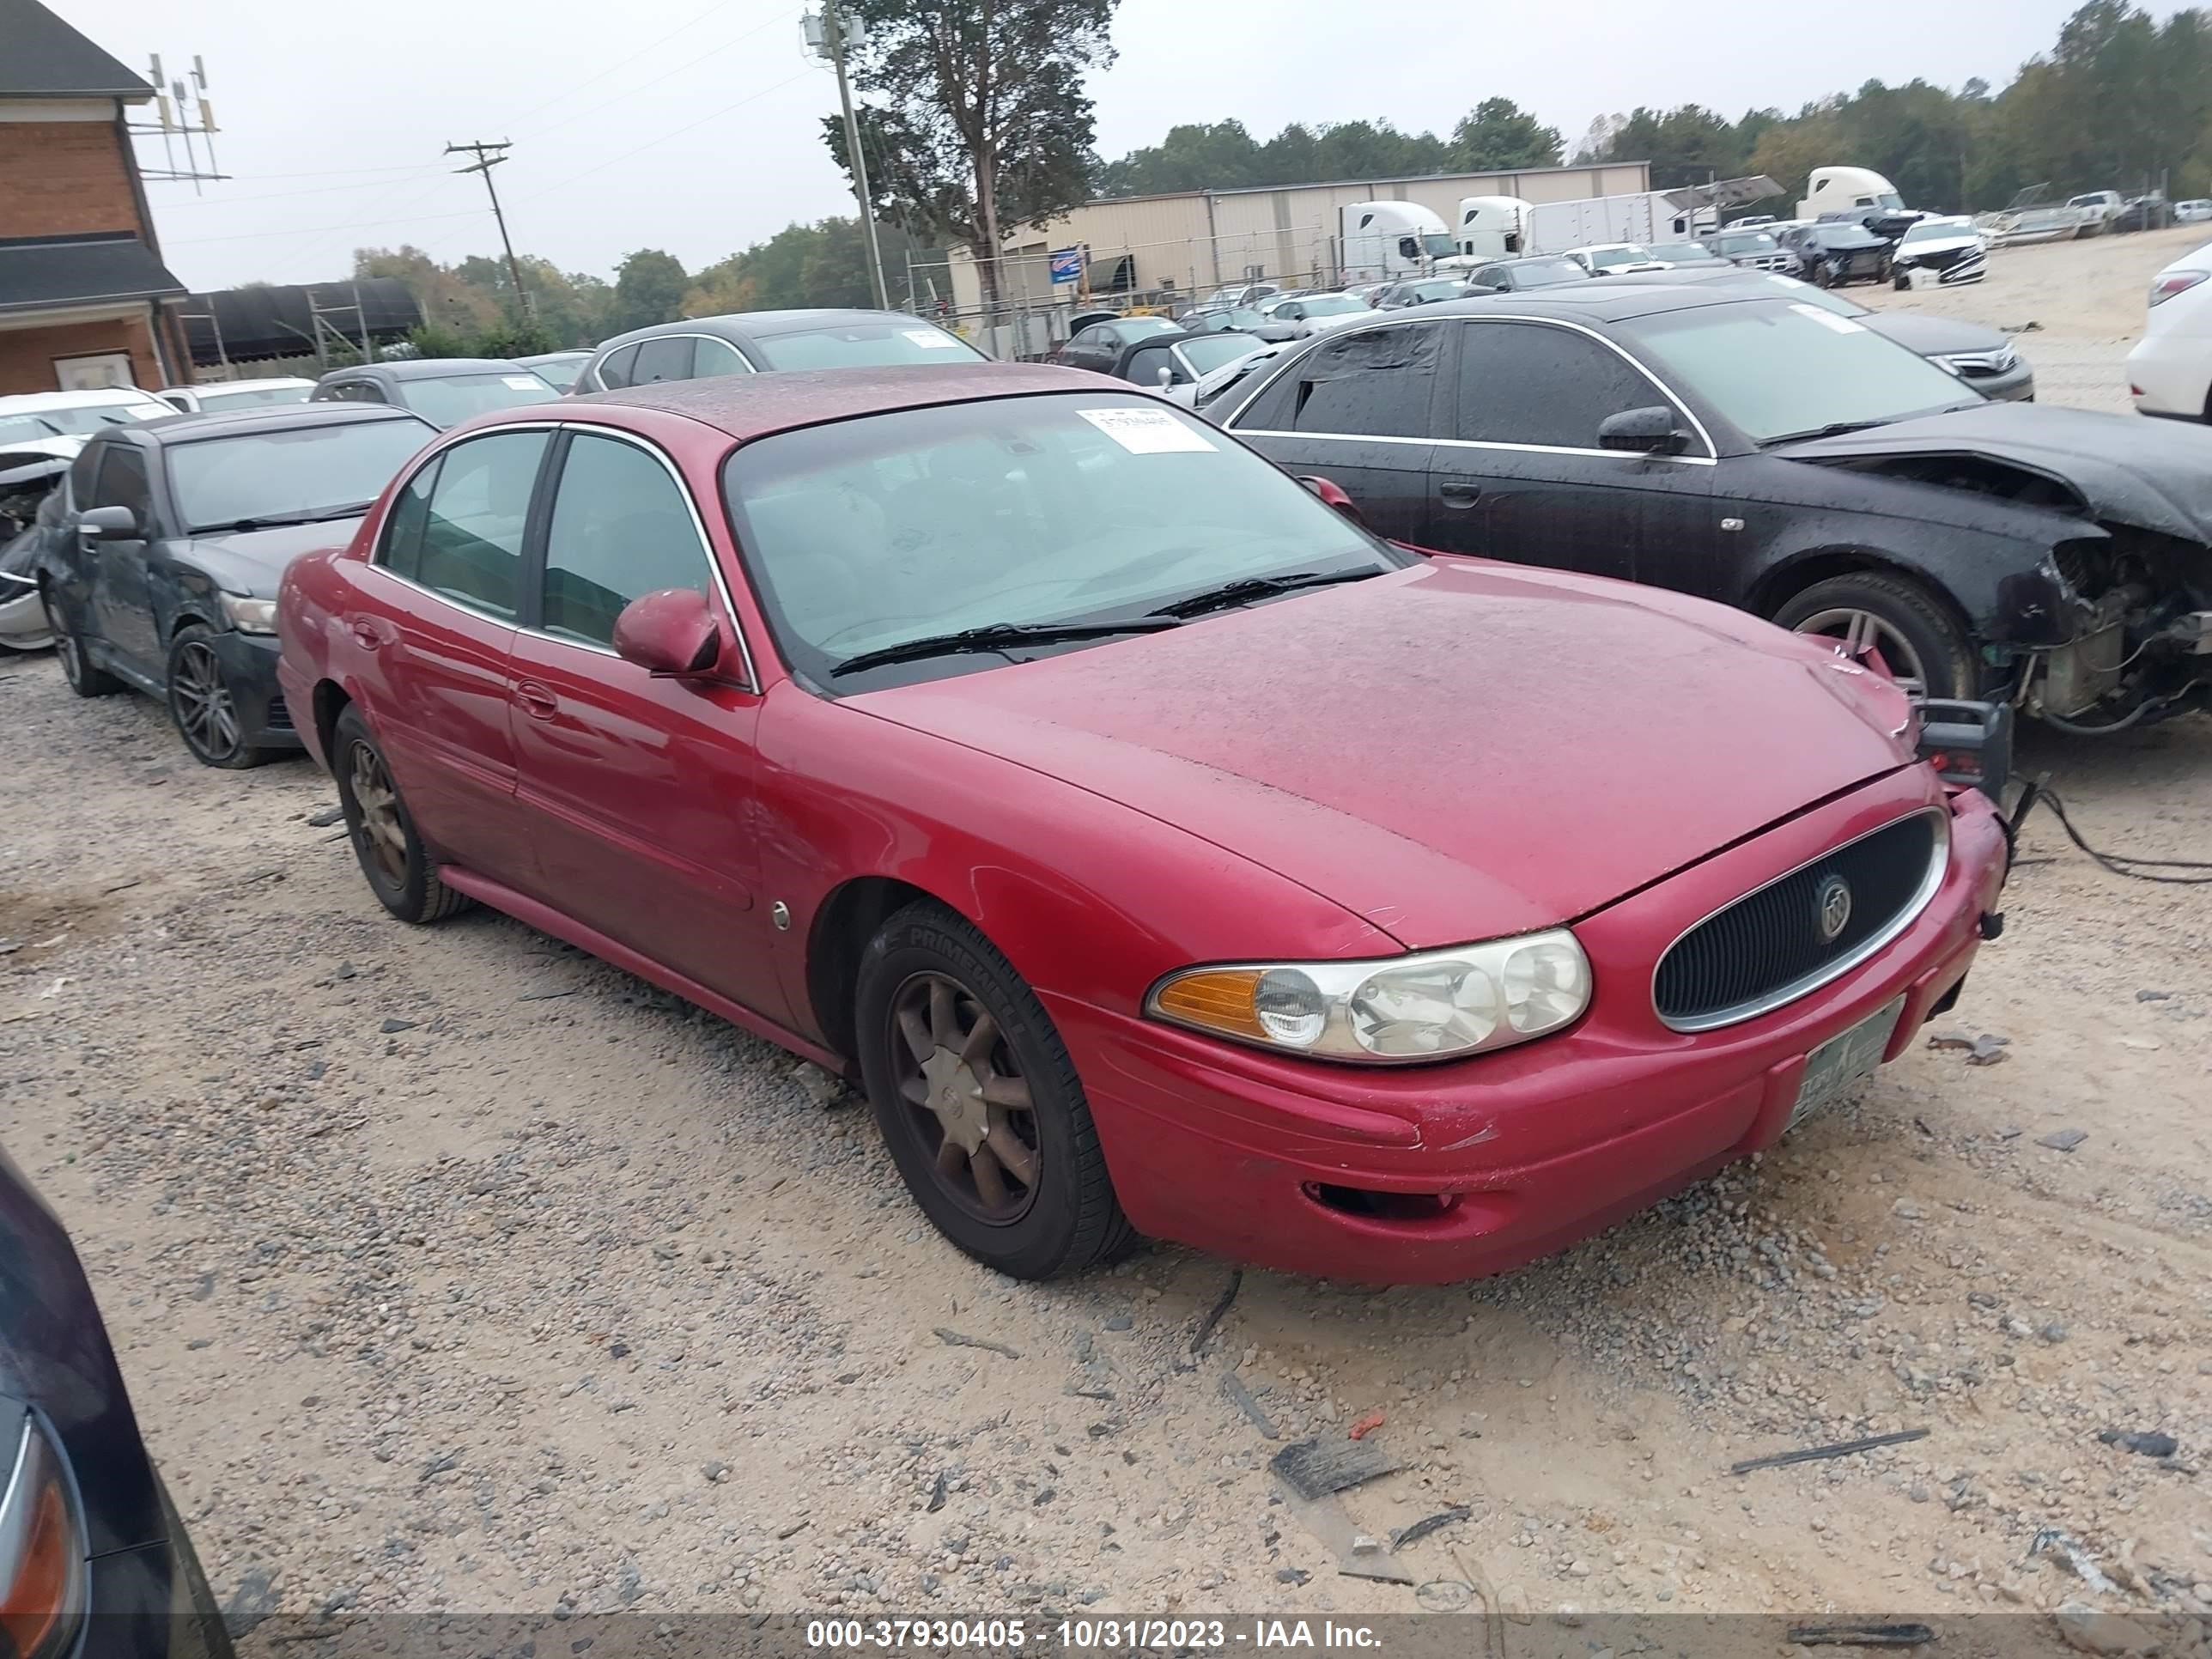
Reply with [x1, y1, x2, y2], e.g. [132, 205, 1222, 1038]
[170, 641, 241, 760]
[347, 739, 409, 889]
[1790, 606, 1929, 696]
[887, 971, 1041, 1224]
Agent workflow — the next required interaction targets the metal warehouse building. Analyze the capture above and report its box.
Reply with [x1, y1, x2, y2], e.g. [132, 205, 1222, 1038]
[939, 159, 1653, 313]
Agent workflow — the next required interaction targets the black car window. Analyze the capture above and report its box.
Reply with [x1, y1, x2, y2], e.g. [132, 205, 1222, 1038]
[632, 336, 694, 385]
[595, 343, 641, 390]
[1454, 322, 1667, 449]
[91, 445, 153, 528]
[692, 337, 751, 379]
[378, 455, 441, 582]
[413, 430, 547, 620]
[539, 433, 714, 647]
[326, 380, 386, 404]
[68, 441, 102, 497]
[1255, 324, 1441, 439]
[1122, 342, 1182, 385]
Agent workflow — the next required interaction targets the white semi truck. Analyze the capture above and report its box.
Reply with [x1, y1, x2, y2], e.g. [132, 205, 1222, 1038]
[1522, 191, 1715, 256]
[1796, 166, 1905, 221]
[1337, 201, 1455, 283]
[1450, 195, 1534, 261]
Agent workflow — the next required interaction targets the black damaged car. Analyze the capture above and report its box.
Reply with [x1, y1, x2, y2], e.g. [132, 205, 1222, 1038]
[39, 404, 434, 767]
[1217, 284, 2212, 731]
[2, 1139, 233, 1659]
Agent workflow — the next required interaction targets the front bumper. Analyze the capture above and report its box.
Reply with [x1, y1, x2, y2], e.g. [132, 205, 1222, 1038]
[1956, 358, 2036, 402]
[1063, 772, 2008, 1284]
[0, 581, 52, 651]
[204, 630, 301, 750]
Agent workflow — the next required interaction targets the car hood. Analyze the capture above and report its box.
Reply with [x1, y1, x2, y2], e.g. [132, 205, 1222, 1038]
[1860, 313, 2011, 356]
[181, 514, 369, 595]
[851, 559, 1913, 948]
[1777, 403, 2212, 544]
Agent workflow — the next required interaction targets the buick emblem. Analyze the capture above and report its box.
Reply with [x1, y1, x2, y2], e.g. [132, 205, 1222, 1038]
[1815, 874, 1853, 944]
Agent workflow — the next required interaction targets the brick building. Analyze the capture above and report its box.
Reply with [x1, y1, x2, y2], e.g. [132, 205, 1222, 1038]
[0, 0, 190, 394]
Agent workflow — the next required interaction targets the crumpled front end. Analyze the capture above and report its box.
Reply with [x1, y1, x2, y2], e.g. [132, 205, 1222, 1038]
[2022, 530, 2212, 729]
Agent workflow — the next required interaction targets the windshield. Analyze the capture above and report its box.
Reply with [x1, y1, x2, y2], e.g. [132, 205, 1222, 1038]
[1750, 274, 1863, 316]
[169, 419, 431, 532]
[1650, 243, 1709, 261]
[402, 372, 560, 426]
[1875, 192, 1904, 209]
[1180, 334, 1265, 374]
[1511, 258, 1588, 285]
[1302, 295, 1367, 317]
[1586, 246, 1652, 270]
[1194, 346, 1285, 409]
[749, 320, 986, 369]
[1625, 301, 1977, 444]
[196, 384, 313, 411]
[1420, 232, 1454, 257]
[523, 356, 587, 391]
[1715, 232, 1779, 254]
[1901, 220, 1970, 246]
[722, 392, 1396, 690]
[1201, 307, 1264, 331]
[0, 400, 162, 440]
[1814, 225, 1882, 248]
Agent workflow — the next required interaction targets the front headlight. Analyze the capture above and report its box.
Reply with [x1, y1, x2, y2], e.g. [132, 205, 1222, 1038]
[0, 1409, 88, 1659]
[220, 592, 278, 635]
[1147, 930, 1591, 1064]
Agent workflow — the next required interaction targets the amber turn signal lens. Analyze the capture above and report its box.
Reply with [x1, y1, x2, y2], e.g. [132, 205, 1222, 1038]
[1149, 969, 1267, 1040]
[0, 1416, 88, 1659]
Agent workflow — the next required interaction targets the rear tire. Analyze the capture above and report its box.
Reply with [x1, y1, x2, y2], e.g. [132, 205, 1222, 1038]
[1774, 572, 1978, 700]
[331, 705, 471, 924]
[854, 900, 1135, 1280]
[45, 592, 120, 697]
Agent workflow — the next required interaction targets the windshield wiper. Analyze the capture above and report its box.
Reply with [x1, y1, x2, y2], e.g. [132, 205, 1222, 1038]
[1148, 567, 1383, 619]
[1763, 418, 1895, 445]
[830, 617, 1182, 677]
[196, 503, 372, 533]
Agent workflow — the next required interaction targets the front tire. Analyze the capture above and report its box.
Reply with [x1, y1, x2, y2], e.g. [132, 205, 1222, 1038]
[331, 705, 471, 924]
[854, 901, 1133, 1279]
[45, 592, 120, 697]
[167, 623, 275, 769]
[1774, 572, 1978, 700]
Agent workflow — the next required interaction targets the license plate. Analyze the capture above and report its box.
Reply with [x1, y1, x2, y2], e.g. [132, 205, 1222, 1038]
[1789, 997, 1905, 1130]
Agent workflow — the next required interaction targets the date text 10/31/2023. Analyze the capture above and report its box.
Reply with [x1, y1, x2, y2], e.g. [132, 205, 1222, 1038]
[803, 1620, 1385, 1650]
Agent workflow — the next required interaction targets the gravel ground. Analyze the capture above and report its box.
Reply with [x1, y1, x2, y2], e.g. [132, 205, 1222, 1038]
[3, 226, 2209, 1639]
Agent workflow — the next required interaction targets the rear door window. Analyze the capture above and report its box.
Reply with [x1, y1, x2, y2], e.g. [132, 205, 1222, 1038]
[632, 337, 694, 385]
[1249, 325, 1443, 438]
[594, 343, 641, 390]
[411, 431, 549, 619]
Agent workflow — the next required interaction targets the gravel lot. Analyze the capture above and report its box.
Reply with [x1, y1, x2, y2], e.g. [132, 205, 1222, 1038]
[3, 227, 2208, 1637]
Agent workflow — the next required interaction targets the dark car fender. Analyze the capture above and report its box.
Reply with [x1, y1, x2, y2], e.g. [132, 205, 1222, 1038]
[1721, 456, 2091, 649]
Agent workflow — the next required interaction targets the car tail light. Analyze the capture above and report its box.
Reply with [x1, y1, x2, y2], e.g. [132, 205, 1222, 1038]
[0, 1411, 88, 1659]
[2149, 270, 2208, 306]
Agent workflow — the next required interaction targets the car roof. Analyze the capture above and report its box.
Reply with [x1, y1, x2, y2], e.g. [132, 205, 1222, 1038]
[324, 358, 530, 381]
[0, 386, 168, 411]
[121, 404, 437, 444]
[572, 362, 1115, 442]
[1427, 283, 1759, 323]
[595, 309, 951, 353]
[162, 376, 317, 394]
[516, 349, 590, 364]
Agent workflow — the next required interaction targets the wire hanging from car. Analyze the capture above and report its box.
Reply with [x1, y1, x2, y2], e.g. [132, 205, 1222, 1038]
[2011, 779, 2212, 884]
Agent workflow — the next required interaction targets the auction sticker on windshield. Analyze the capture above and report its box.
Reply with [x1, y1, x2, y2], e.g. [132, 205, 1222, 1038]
[1790, 304, 1867, 335]
[902, 330, 966, 349]
[1078, 407, 1217, 454]
[502, 375, 544, 389]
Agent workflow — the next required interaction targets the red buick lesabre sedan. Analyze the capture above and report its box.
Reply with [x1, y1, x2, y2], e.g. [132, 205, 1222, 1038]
[276, 363, 2009, 1284]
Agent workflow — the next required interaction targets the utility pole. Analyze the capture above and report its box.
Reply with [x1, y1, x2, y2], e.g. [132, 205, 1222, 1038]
[807, 4, 891, 309]
[445, 139, 532, 319]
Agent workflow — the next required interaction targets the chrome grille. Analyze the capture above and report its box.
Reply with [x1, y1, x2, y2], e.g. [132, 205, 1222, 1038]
[1653, 810, 1948, 1031]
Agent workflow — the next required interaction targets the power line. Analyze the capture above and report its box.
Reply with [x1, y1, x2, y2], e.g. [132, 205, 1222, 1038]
[446, 140, 532, 316]
[165, 206, 484, 247]
[514, 69, 817, 204]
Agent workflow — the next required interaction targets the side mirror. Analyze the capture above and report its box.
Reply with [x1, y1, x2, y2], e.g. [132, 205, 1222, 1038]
[78, 504, 140, 542]
[1597, 406, 1691, 456]
[1297, 475, 1367, 526]
[1156, 365, 1176, 388]
[612, 586, 724, 678]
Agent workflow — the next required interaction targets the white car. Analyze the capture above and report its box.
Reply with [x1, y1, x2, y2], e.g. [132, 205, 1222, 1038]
[1251, 292, 1385, 342]
[1564, 243, 1670, 275]
[2126, 240, 2212, 422]
[1889, 216, 1988, 289]
[0, 386, 173, 444]
[2176, 199, 2212, 224]
[155, 376, 316, 415]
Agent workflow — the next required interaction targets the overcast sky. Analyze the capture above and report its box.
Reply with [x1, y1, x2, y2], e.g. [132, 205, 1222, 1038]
[58, 0, 2136, 293]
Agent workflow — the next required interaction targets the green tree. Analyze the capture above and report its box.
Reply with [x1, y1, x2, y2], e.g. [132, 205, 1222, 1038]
[1595, 105, 1752, 190]
[826, 0, 1119, 301]
[683, 217, 926, 315]
[609, 248, 690, 333]
[1449, 98, 1563, 170]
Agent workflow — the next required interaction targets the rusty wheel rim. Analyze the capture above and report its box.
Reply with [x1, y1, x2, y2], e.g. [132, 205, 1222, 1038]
[887, 971, 1041, 1225]
[346, 738, 408, 890]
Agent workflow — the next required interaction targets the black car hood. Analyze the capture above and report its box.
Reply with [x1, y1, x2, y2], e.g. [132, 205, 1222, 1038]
[1777, 403, 2212, 544]
[0, 1143, 163, 1555]
[1859, 313, 2010, 356]
[180, 514, 366, 595]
